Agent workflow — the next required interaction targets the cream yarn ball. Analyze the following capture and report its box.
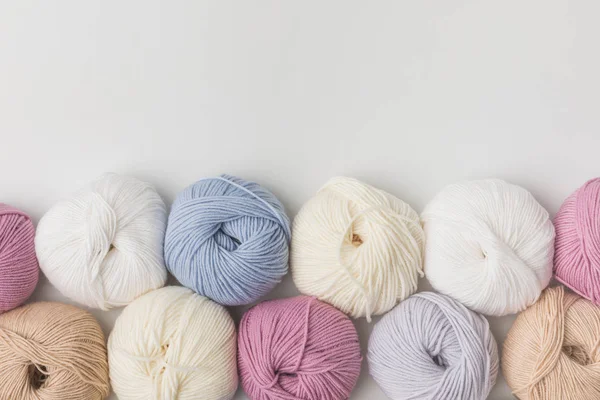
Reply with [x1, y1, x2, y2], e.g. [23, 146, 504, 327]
[35, 173, 167, 310]
[108, 286, 238, 400]
[421, 179, 555, 316]
[291, 177, 424, 320]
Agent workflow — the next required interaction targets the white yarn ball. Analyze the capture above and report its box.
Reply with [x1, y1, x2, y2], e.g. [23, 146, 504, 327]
[421, 179, 555, 316]
[108, 286, 238, 400]
[35, 173, 167, 310]
[291, 177, 424, 321]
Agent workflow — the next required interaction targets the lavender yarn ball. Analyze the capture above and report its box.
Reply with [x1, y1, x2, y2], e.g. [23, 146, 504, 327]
[368, 292, 498, 400]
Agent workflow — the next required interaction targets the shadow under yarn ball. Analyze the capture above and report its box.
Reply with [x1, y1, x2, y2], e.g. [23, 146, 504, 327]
[368, 292, 499, 400]
[554, 178, 600, 304]
[421, 179, 555, 316]
[0, 302, 109, 400]
[0, 204, 39, 313]
[108, 286, 238, 400]
[503, 286, 600, 400]
[165, 175, 291, 306]
[238, 296, 362, 400]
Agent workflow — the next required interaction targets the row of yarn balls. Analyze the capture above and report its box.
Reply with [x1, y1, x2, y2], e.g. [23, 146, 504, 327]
[0, 174, 599, 399]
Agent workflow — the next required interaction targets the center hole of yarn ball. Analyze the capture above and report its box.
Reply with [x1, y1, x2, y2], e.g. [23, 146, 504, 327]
[563, 345, 593, 366]
[276, 370, 298, 379]
[430, 354, 447, 368]
[28, 364, 48, 390]
[351, 234, 363, 247]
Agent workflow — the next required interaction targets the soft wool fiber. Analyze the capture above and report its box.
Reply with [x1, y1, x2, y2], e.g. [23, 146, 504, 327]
[238, 296, 362, 400]
[165, 175, 290, 306]
[368, 292, 498, 400]
[0, 204, 39, 312]
[108, 286, 238, 400]
[291, 177, 424, 320]
[421, 179, 555, 316]
[503, 286, 600, 399]
[554, 178, 600, 303]
[35, 173, 167, 310]
[0, 302, 109, 400]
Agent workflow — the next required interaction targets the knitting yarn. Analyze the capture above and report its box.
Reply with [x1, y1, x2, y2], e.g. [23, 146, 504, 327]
[35, 173, 167, 310]
[554, 178, 600, 303]
[421, 179, 555, 316]
[238, 296, 362, 400]
[165, 174, 290, 306]
[0, 302, 109, 400]
[503, 286, 600, 399]
[0, 204, 39, 313]
[368, 292, 498, 400]
[291, 177, 424, 320]
[108, 286, 238, 400]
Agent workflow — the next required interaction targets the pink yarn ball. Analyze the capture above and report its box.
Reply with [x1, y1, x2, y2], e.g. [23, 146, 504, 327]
[0, 204, 39, 312]
[554, 178, 600, 303]
[238, 296, 362, 400]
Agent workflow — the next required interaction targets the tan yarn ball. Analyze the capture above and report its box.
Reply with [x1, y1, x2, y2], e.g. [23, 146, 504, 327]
[0, 302, 109, 400]
[503, 286, 600, 400]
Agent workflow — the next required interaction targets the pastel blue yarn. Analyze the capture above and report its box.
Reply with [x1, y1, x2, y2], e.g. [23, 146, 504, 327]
[164, 174, 291, 306]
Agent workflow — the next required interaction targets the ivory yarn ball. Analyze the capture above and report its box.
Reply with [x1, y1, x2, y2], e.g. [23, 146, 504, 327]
[421, 179, 555, 316]
[108, 286, 238, 400]
[238, 296, 362, 400]
[35, 173, 167, 310]
[0, 302, 109, 400]
[503, 286, 600, 399]
[554, 178, 600, 303]
[165, 175, 290, 306]
[0, 203, 39, 313]
[291, 177, 424, 320]
[368, 292, 499, 400]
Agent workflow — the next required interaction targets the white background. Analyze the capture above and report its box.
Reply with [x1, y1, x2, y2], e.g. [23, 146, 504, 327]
[1, 1, 599, 399]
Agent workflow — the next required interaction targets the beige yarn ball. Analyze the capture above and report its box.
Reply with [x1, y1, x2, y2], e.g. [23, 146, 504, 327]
[291, 177, 424, 320]
[0, 302, 109, 400]
[503, 286, 600, 399]
[108, 286, 238, 400]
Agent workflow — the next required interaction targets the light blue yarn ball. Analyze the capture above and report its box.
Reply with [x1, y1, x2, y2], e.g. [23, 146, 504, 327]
[165, 174, 291, 306]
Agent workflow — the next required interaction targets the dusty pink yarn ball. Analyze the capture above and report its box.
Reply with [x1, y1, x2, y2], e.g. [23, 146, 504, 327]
[238, 296, 362, 400]
[0, 204, 39, 312]
[554, 178, 600, 303]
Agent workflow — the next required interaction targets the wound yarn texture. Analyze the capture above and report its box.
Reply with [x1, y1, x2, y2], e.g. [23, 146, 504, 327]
[503, 286, 600, 400]
[35, 173, 167, 310]
[421, 179, 555, 316]
[291, 177, 424, 320]
[0, 204, 39, 313]
[554, 178, 600, 303]
[165, 174, 291, 306]
[238, 296, 362, 400]
[368, 292, 498, 400]
[0, 302, 109, 400]
[108, 286, 238, 400]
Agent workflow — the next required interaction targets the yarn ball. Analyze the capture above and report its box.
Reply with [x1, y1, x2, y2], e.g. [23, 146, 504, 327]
[421, 179, 555, 316]
[35, 173, 167, 310]
[554, 178, 600, 303]
[165, 174, 290, 306]
[368, 292, 498, 400]
[0, 302, 109, 400]
[108, 286, 238, 400]
[503, 286, 600, 399]
[291, 177, 424, 321]
[0, 204, 39, 313]
[238, 296, 362, 400]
